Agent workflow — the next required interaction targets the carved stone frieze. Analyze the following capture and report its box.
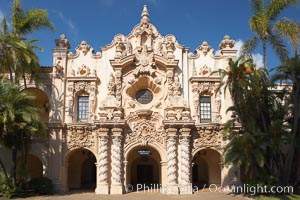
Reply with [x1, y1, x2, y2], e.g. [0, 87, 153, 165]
[67, 126, 95, 149]
[107, 73, 116, 96]
[193, 126, 224, 151]
[125, 119, 166, 146]
[133, 46, 156, 77]
[77, 64, 91, 77]
[54, 57, 64, 78]
[199, 65, 211, 77]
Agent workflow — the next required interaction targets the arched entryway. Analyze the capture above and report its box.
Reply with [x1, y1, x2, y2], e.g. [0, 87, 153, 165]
[126, 146, 161, 191]
[192, 149, 221, 187]
[67, 149, 96, 190]
[17, 154, 43, 179]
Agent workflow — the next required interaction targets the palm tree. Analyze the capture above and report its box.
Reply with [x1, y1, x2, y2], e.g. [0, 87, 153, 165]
[272, 53, 300, 184]
[214, 56, 287, 184]
[0, 77, 46, 182]
[9, 0, 54, 86]
[11, 0, 54, 37]
[0, 18, 27, 81]
[242, 0, 300, 69]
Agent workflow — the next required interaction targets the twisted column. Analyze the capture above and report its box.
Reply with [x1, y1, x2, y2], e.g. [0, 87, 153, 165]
[166, 128, 178, 194]
[95, 128, 109, 194]
[110, 128, 124, 194]
[179, 128, 192, 194]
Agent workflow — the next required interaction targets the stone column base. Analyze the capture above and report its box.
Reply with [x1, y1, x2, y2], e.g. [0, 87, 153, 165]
[110, 184, 124, 194]
[95, 184, 109, 194]
[162, 185, 179, 194]
[179, 184, 193, 194]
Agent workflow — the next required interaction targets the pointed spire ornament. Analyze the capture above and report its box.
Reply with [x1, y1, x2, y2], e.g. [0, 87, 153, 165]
[141, 5, 150, 24]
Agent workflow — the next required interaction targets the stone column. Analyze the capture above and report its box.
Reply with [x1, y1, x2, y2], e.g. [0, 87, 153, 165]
[179, 128, 192, 194]
[166, 128, 178, 194]
[95, 128, 109, 194]
[110, 128, 124, 194]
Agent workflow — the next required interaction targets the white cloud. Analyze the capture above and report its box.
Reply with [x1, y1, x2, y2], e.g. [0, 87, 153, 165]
[52, 10, 78, 41]
[57, 11, 76, 32]
[234, 40, 244, 57]
[234, 39, 264, 68]
[252, 53, 264, 68]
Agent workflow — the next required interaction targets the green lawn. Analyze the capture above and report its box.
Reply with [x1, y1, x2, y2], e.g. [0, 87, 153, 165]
[255, 195, 300, 200]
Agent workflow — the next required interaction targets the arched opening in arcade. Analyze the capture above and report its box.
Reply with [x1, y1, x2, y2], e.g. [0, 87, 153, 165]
[67, 149, 96, 190]
[126, 146, 161, 191]
[17, 154, 43, 179]
[192, 149, 221, 188]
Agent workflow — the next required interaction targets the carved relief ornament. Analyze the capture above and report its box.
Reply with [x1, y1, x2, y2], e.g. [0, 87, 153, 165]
[125, 119, 166, 146]
[193, 126, 224, 151]
[67, 126, 95, 149]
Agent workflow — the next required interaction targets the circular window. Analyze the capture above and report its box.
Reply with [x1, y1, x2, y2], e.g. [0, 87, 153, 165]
[136, 89, 153, 104]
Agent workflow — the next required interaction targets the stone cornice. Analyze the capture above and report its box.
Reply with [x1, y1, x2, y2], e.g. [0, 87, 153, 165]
[189, 76, 220, 82]
[163, 120, 195, 128]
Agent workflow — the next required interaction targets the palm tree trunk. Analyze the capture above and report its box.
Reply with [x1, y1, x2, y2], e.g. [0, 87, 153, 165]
[12, 130, 17, 183]
[263, 39, 267, 69]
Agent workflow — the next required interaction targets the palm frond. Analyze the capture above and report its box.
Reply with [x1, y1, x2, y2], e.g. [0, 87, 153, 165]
[268, 32, 289, 64]
[273, 18, 300, 52]
[241, 36, 259, 55]
[249, 0, 264, 14]
[267, 0, 297, 20]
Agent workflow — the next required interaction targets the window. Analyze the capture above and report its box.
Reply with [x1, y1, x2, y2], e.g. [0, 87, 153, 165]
[200, 96, 211, 122]
[136, 89, 153, 104]
[78, 96, 89, 121]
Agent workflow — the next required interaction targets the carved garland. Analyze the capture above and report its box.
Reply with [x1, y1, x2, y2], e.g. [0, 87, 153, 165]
[193, 126, 223, 151]
[67, 126, 95, 149]
[125, 119, 166, 146]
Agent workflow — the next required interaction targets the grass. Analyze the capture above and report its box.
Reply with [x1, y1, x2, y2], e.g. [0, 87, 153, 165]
[255, 194, 300, 200]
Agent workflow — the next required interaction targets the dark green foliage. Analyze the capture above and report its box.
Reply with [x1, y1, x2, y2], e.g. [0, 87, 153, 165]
[28, 177, 53, 195]
[0, 172, 21, 199]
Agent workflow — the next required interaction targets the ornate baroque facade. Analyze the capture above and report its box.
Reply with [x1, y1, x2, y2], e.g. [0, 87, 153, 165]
[1, 6, 241, 194]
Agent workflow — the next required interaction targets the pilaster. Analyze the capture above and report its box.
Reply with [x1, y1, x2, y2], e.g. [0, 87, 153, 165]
[110, 128, 124, 194]
[165, 128, 179, 194]
[179, 128, 192, 194]
[95, 128, 109, 194]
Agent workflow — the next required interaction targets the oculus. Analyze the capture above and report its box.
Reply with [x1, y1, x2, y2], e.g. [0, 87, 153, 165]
[136, 89, 153, 104]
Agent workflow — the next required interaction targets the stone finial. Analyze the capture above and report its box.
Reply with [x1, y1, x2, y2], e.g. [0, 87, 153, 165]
[55, 34, 70, 49]
[76, 41, 91, 55]
[198, 41, 212, 56]
[141, 5, 150, 19]
[219, 35, 235, 49]
[141, 5, 150, 25]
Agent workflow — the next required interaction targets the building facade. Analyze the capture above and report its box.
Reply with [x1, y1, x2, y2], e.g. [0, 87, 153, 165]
[1, 5, 241, 194]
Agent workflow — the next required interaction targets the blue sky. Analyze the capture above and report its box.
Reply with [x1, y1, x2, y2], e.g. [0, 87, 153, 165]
[0, 0, 299, 68]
